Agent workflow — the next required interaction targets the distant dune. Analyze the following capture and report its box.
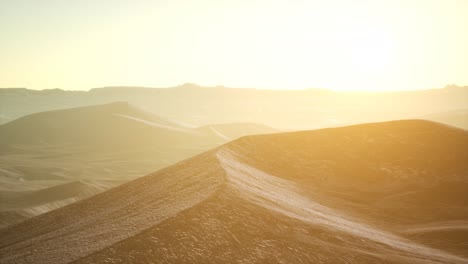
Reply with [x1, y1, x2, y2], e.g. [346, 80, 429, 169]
[1, 120, 466, 264]
[0, 181, 104, 228]
[0, 181, 104, 210]
[0, 102, 275, 228]
[0, 101, 209, 149]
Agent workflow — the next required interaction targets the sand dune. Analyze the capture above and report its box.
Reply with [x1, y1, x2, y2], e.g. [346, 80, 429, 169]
[0, 101, 214, 149]
[0, 181, 107, 224]
[0, 103, 275, 228]
[216, 150, 466, 263]
[0, 120, 466, 263]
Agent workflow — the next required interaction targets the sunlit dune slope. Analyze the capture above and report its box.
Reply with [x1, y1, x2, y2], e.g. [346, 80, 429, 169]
[0, 120, 467, 264]
[0, 102, 276, 228]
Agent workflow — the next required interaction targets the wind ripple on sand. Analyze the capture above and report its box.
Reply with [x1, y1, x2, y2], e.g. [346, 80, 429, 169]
[216, 149, 468, 264]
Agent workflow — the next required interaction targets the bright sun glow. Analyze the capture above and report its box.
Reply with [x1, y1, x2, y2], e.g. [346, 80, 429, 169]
[0, 0, 467, 91]
[332, 31, 398, 91]
[349, 32, 394, 75]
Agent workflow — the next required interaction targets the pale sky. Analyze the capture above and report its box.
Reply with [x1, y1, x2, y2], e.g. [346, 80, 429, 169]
[1, 0, 467, 91]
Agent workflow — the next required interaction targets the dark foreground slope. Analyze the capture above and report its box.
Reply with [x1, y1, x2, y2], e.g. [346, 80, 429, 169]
[0, 102, 275, 228]
[0, 120, 467, 264]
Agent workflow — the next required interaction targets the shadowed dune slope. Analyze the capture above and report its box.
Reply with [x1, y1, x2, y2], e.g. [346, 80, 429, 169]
[0, 181, 105, 210]
[0, 181, 106, 229]
[0, 120, 467, 264]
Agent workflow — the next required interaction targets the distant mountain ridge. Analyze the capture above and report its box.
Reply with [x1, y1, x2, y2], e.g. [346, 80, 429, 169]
[1, 84, 467, 129]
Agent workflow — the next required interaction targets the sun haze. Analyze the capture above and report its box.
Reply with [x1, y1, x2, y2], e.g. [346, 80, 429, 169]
[0, 0, 467, 91]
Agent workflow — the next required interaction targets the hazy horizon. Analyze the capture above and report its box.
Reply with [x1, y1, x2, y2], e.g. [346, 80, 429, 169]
[1, 83, 467, 93]
[1, 0, 467, 91]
